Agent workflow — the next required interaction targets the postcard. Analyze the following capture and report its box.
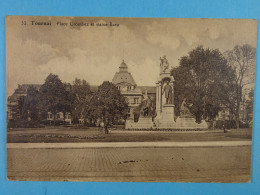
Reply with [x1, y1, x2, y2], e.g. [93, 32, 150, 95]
[6, 16, 257, 182]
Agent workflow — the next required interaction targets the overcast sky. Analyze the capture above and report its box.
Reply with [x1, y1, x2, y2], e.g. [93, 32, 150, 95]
[6, 16, 257, 97]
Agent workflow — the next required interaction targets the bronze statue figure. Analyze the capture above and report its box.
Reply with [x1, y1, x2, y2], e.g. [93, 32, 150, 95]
[160, 55, 169, 73]
[162, 81, 173, 104]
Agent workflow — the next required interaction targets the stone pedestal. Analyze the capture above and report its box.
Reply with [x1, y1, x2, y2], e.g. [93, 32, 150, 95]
[161, 104, 174, 121]
[125, 117, 154, 129]
[175, 117, 208, 129]
[154, 104, 176, 129]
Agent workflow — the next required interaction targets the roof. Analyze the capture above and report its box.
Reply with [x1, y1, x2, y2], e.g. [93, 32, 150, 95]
[112, 60, 137, 86]
[137, 86, 156, 94]
[7, 81, 156, 104]
[8, 93, 22, 102]
[112, 72, 137, 86]
[120, 60, 127, 68]
[17, 84, 41, 92]
[89, 85, 156, 95]
[8, 84, 42, 102]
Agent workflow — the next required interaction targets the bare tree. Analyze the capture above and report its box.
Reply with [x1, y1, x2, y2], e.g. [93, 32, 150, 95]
[225, 44, 256, 128]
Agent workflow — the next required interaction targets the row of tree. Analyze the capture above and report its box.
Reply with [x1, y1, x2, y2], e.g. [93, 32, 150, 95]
[13, 75, 128, 127]
[171, 44, 255, 128]
[10, 44, 255, 129]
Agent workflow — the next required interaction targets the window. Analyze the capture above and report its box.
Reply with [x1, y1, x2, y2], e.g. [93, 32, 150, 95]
[56, 114, 60, 119]
[134, 97, 139, 104]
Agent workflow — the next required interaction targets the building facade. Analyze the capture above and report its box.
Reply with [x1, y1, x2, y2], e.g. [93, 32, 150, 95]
[112, 60, 156, 118]
[7, 84, 41, 121]
[7, 84, 72, 125]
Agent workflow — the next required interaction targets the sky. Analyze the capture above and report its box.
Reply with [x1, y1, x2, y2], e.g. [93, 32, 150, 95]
[6, 16, 257, 97]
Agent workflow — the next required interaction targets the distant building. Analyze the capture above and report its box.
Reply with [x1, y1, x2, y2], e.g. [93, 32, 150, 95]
[112, 60, 156, 118]
[7, 84, 41, 121]
[7, 84, 71, 124]
[7, 60, 157, 125]
[216, 100, 253, 124]
[215, 105, 232, 121]
[46, 112, 72, 125]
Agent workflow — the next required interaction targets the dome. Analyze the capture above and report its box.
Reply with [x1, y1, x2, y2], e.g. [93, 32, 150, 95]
[119, 60, 128, 72]
[112, 60, 137, 86]
[120, 60, 127, 68]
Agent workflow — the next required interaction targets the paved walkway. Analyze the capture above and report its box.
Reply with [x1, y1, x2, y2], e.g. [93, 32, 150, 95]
[7, 140, 252, 149]
[112, 129, 225, 133]
[7, 146, 251, 182]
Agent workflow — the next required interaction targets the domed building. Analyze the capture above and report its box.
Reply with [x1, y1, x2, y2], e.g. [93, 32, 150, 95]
[112, 60, 144, 118]
[7, 59, 157, 125]
[112, 60, 137, 92]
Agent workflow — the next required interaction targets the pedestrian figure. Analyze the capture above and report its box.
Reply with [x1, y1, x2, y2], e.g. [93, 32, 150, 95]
[99, 121, 104, 133]
[213, 120, 216, 130]
[104, 120, 109, 134]
[223, 121, 227, 133]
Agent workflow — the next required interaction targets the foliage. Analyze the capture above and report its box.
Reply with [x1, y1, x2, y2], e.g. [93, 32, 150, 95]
[245, 88, 254, 122]
[224, 44, 256, 128]
[8, 76, 129, 127]
[88, 81, 128, 125]
[21, 85, 40, 122]
[70, 78, 92, 123]
[38, 73, 71, 125]
[171, 46, 236, 122]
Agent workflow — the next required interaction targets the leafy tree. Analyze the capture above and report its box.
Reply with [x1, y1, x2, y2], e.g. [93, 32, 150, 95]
[61, 83, 73, 124]
[20, 85, 40, 123]
[88, 81, 128, 128]
[70, 78, 92, 123]
[15, 96, 25, 121]
[38, 73, 70, 125]
[224, 44, 256, 128]
[246, 88, 254, 121]
[171, 46, 236, 122]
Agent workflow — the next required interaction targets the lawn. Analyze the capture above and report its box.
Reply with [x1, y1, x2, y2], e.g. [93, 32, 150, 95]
[7, 126, 252, 143]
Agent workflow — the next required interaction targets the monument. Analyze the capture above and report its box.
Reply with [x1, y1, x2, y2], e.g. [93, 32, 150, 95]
[126, 56, 208, 130]
[154, 56, 176, 128]
[175, 98, 208, 129]
[125, 91, 154, 129]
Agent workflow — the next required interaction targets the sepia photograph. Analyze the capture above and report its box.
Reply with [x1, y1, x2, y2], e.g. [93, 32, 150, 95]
[6, 16, 257, 182]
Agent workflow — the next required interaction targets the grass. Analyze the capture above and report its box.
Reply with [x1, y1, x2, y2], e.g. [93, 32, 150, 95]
[7, 126, 252, 143]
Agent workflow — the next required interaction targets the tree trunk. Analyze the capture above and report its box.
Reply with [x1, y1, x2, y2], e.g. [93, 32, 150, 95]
[53, 112, 56, 126]
[63, 112, 66, 125]
[235, 83, 241, 129]
[235, 105, 240, 129]
[235, 117, 239, 129]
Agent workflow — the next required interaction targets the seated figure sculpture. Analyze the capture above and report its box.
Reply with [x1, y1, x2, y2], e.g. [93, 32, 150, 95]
[136, 95, 155, 118]
[180, 98, 193, 117]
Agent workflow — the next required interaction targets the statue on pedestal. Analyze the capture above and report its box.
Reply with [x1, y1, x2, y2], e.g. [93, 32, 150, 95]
[162, 81, 173, 104]
[160, 55, 170, 73]
[134, 94, 156, 118]
[180, 98, 193, 117]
